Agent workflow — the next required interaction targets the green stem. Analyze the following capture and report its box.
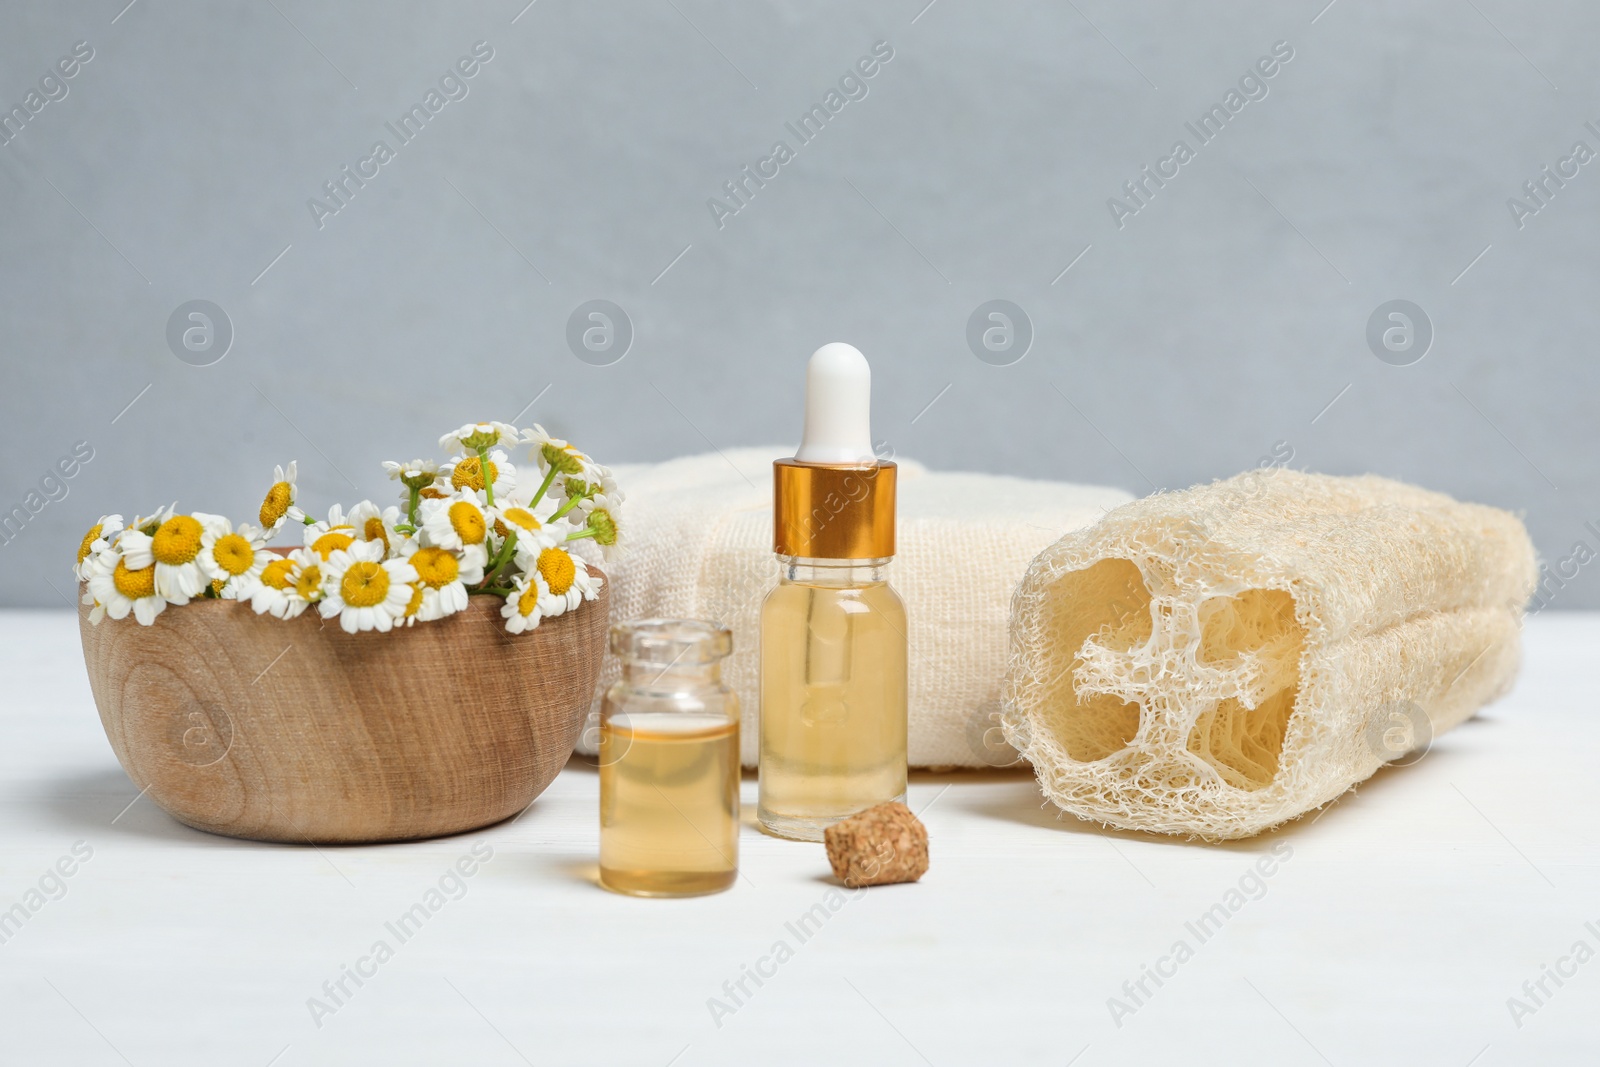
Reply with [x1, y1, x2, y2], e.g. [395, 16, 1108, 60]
[476, 585, 514, 597]
[565, 526, 598, 542]
[479, 530, 518, 591]
[407, 486, 420, 528]
[527, 465, 558, 510]
[548, 491, 590, 523]
[476, 446, 495, 508]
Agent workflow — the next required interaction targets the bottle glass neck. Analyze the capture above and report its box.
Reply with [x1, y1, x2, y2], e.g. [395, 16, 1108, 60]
[776, 555, 892, 585]
[618, 659, 724, 690]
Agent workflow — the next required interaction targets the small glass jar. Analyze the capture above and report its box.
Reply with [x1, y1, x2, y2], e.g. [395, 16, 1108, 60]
[599, 619, 740, 897]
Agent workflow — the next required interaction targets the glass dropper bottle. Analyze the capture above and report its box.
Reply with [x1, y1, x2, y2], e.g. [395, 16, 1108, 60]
[757, 343, 907, 841]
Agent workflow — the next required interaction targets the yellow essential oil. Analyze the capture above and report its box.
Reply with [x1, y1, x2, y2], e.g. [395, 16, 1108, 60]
[598, 620, 741, 897]
[599, 713, 739, 896]
[758, 563, 907, 840]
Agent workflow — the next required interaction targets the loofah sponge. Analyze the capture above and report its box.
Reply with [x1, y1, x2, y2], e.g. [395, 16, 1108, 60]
[581, 447, 1132, 768]
[1002, 469, 1538, 840]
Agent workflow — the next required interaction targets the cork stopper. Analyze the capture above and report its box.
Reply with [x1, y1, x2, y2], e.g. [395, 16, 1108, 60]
[822, 801, 928, 887]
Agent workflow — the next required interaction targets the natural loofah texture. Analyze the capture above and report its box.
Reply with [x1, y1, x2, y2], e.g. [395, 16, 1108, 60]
[583, 447, 1132, 768]
[1002, 469, 1538, 841]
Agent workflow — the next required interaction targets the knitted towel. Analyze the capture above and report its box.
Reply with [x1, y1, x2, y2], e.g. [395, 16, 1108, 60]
[1002, 469, 1538, 840]
[584, 447, 1132, 768]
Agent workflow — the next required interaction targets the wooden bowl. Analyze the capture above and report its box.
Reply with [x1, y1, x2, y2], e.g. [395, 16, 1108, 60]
[77, 568, 608, 844]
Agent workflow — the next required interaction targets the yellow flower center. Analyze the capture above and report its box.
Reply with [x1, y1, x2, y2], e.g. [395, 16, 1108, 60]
[411, 547, 460, 590]
[420, 486, 449, 500]
[77, 523, 105, 565]
[151, 515, 203, 566]
[312, 531, 355, 559]
[112, 558, 156, 599]
[448, 501, 487, 545]
[260, 559, 295, 589]
[517, 581, 540, 617]
[293, 564, 323, 600]
[362, 517, 390, 554]
[340, 561, 390, 608]
[260, 481, 292, 527]
[503, 507, 541, 533]
[450, 456, 498, 492]
[212, 533, 256, 576]
[404, 584, 423, 617]
[537, 547, 576, 597]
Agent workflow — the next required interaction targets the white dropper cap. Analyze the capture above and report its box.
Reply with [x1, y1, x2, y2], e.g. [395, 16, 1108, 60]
[793, 342, 876, 464]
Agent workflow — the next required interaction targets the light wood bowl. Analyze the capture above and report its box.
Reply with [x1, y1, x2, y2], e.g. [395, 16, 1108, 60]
[78, 567, 608, 844]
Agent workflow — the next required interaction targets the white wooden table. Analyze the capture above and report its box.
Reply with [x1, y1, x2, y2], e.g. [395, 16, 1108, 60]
[1, 609, 1594, 1066]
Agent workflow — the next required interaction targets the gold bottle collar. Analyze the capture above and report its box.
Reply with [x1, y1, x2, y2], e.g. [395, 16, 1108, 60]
[772, 458, 896, 559]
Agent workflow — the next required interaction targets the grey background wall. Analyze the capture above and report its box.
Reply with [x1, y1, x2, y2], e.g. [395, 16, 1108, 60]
[1, 0, 1595, 608]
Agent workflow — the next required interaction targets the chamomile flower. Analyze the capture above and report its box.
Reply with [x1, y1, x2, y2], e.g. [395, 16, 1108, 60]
[573, 494, 625, 560]
[303, 504, 357, 560]
[419, 493, 492, 557]
[120, 512, 226, 604]
[318, 540, 418, 634]
[383, 459, 440, 519]
[259, 462, 298, 530]
[87, 549, 169, 626]
[500, 570, 549, 634]
[79, 550, 117, 624]
[404, 543, 483, 621]
[523, 424, 600, 480]
[382, 459, 440, 490]
[571, 556, 603, 601]
[71, 423, 622, 631]
[439, 421, 521, 456]
[347, 500, 402, 558]
[396, 582, 425, 627]
[80, 584, 107, 626]
[241, 551, 312, 619]
[123, 504, 175, 544]
[490, 502, 560, 553]
[561, 467, 624, 509]
[197, 519, 268, 596]
[287, 547, 330, 610]
[517, 544, 600, 617]
[439, 449, 516, 500]
[75, 514, 124, 581]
